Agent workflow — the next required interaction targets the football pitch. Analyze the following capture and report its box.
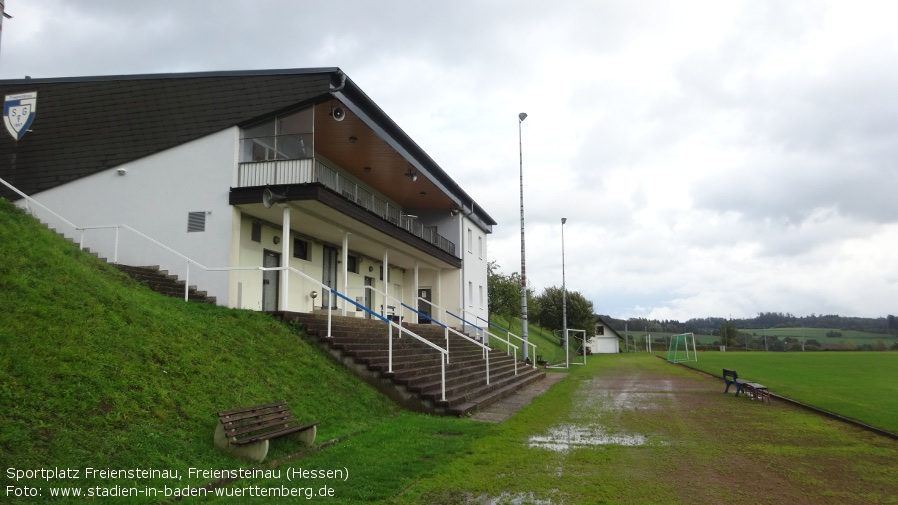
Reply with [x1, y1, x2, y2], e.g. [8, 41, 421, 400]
[681, 351, 898, 435]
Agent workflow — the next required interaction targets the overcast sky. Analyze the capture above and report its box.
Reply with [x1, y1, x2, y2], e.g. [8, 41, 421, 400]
[2, 0, 897, 321]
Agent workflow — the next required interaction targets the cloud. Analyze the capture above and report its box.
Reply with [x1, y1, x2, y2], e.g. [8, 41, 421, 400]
[3, 0, 898, 320]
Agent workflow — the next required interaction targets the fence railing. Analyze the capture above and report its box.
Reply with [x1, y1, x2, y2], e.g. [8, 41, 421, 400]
[415, 298, 501, 381]
[477, 316, 538, 368]
[238, 159, 456, 256]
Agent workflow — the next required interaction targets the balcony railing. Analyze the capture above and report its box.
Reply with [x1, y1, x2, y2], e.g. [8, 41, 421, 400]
[237, 159, 456, 256]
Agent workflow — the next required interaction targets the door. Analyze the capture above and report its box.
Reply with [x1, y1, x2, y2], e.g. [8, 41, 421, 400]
[363, 276, 375, 319]
[417, 288, 432, 324]
[262, 249, 280, 312]
[321, 245, 338, 309]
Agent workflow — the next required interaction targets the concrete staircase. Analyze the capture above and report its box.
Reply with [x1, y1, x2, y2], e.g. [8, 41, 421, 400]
[280, 312, 545, 416]
[111, 264, 217, 304]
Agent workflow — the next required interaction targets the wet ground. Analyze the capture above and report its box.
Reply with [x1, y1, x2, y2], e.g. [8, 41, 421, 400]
[453, 357, 898, 505]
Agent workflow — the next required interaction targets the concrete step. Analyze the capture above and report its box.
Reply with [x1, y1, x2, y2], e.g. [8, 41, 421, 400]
[282, 311, 545, 417]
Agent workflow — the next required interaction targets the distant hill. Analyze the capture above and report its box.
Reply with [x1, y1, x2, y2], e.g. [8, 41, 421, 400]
[600, 311, 894, 336]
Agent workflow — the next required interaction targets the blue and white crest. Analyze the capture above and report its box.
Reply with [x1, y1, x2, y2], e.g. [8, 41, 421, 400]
[4, 91, 37, 141]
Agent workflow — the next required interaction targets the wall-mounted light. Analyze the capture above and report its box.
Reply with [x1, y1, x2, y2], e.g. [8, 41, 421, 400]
[117, 168, 127, 176]
[273, 236, 280, 244]
[404, 169, 418, 182]
[363, 166, 371, 173]
[348, 136, 357, 143]
[419, 191, 426, 197]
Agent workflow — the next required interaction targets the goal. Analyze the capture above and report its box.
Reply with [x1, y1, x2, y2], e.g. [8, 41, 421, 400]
[667, 332, 698, 363]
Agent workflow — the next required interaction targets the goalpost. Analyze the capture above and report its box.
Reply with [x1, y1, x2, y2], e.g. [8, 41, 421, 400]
[568, 329, 587, 366]
[547, 328, 588, 368]
[667, 332, 698, 363]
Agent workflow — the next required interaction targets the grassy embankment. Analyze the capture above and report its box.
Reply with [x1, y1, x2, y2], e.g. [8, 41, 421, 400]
[0, 198, 404, 499]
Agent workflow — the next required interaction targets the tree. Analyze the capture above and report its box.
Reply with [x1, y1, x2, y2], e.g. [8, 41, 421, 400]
[718, 320, 739, 348]
[533, 286, 596, 341]
[486, 261, 534, 319]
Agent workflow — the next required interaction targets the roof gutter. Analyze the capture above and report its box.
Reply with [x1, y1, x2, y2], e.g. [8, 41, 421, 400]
[330, 71, 347, 93]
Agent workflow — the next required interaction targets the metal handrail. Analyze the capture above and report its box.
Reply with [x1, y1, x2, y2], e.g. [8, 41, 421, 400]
[333, 289, 448, 401]
[478, 316, 538, 369]
[237, 159, 456, 255]
[414, 298, 495, 382]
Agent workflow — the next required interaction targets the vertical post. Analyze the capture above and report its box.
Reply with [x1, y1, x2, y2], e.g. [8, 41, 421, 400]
[342, 232, 349, 316]
[184, 261, 190, 301]
[436, 268, 442, 325]
[414, 261, 419, 323]
[0, 1, 7, 62]
[382, 249, 389, 318]
[281, 205, 291, 311]
[113, 226, 120, 264]
[561, 217, 568, 368]
[388, 323, 393, 373]
[518, 112, 529, 360]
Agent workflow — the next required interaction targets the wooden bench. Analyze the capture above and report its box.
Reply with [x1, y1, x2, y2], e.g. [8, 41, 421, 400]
[213, 401, 319, 462]
[743, 382, 771, 404]
[723, 369, 770, 404]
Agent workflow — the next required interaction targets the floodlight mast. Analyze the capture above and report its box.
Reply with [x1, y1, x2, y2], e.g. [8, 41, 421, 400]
[562, 217, 568, 368]
[518, 112, 529, 361]
[0, 1, 12, 64]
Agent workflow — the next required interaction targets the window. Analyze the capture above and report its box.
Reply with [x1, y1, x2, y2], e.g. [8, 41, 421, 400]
[478, 236, 483, 259]
[241, 108, 314, 162]
[479, 285, 484, 309]
[468, 281, 473, 306]
[347, 255, 359, 274]
[251, 221, 262, 242]
[187, 212, 206, 233]
[293, 238, 310, 260]
[467, 228, 472, 253]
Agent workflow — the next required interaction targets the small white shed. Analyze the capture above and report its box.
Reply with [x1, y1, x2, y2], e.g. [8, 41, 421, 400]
[588, 316, 623, 354]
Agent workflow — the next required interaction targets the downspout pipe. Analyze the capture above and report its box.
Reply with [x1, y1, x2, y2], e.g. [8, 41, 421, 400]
[330, 71, 347, 93]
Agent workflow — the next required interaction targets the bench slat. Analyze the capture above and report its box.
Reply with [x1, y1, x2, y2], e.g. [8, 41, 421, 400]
[226, 416, 297, 439]
[217, 401, 287, 417]
[233, 422, 320, 446]
[221, 411, 293, 430]
[219, 407, 288, 422]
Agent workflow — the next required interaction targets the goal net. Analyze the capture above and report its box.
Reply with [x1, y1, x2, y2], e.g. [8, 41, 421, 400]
[667, 332, 698, 363]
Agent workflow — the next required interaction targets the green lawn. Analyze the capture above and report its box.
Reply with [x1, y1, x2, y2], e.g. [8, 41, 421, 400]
[682, 351, 898, 434]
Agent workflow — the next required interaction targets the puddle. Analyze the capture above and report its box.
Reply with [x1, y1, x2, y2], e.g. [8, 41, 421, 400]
[466, 491, 559, 505]
[528, 424, 650, 452]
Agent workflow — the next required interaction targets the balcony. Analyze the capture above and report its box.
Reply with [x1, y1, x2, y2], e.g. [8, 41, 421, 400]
[237, 158, 456, 257]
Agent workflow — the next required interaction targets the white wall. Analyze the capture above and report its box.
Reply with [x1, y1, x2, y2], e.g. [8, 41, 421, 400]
[460, 215, 489, 330]
[589, 336, 621, 354]
[27, 128, 240, 303]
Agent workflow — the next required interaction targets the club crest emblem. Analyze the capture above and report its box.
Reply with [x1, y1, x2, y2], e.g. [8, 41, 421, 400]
[4, 91, 37, 140]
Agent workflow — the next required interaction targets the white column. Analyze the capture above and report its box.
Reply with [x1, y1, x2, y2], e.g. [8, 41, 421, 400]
[414, 261, 420, 323]
[383, 249, 389, 317]
[342, 232, 349, 316]
[436, 269, 442, 325]
[280, 204, 291, 311]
